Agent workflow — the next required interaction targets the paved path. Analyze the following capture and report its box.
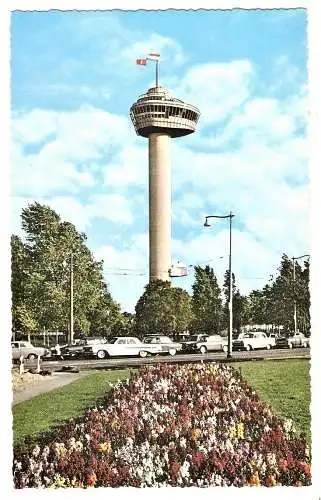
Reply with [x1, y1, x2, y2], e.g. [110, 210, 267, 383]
[12, 371, 90, 406]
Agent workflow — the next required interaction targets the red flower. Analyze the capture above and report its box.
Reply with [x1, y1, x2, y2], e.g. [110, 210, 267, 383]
[85, 468, 97, 487]
[297, 461, 310, 476]
[170, 461, 180, 480]
[192, 451, 205, 468]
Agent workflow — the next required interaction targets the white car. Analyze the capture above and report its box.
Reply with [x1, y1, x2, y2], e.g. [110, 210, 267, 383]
[233, 332, 273, 351]
[82, 336, 161, 359]
[143, 336, 182, 356]
[11, 341, 49, 361]
[196, 335, 228, 354]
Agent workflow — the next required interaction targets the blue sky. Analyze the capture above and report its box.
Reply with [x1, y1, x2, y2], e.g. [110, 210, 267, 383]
[11, 9, 308, 312]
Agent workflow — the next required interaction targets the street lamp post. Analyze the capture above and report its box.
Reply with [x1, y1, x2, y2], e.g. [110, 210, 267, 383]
[204, 212, 235, 359]
[292, 254, 309, 334]
[63, 252, 74, 345]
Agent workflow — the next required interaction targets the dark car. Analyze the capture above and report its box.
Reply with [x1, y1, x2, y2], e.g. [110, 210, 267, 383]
[60, 340, 87, 359]
[180, 334, 209, 353]
[275, 331, 309, 349]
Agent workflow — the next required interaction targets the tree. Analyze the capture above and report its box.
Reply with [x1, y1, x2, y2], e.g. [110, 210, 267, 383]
[222, 269, 236, 332]
[171, 287, 193, 336]
[11, 202, 122, 337]
[191, 265, 222, 335]
[222, 270, 249, 335]
[135, 280, 192, 337]
[233, 292, 250, 334]
[88, 284, 124, 338]
[11, 235, 39, 333]
[245, 254, 310, 334]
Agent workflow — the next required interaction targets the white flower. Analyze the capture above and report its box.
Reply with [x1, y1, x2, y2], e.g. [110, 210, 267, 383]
[32, 445, 40, 458]
[284, 418, 293, 434]
[75, 440, 83, 451]
[14, 460, 22, 470]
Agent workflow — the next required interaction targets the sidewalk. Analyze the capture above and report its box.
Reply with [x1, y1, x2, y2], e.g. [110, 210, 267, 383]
[12, 371, 90, 406]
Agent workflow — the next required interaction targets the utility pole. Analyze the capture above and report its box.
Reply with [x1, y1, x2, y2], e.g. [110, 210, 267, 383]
[228, 212, 233, 359]
[70, 252, 74, 345]
[204, 212, 235, 359]
[292, 257, 297, 334]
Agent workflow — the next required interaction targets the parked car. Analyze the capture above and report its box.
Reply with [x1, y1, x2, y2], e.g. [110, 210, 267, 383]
[275, 331, 310, 349]
[180, 334, 209, 353]
[82, 336, 162, 359]
[233, 332, 273, 351]
[196, 335, 228, 354]
[143, 336, 182, 356]
[60, 337, 107, 359]
[11, 341, 49, 361]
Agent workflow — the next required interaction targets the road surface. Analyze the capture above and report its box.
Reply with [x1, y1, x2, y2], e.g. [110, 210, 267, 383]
[36, 347, 310, 372]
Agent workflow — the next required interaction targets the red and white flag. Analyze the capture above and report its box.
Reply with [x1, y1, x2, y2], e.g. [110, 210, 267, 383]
[136, 58, 147, 65]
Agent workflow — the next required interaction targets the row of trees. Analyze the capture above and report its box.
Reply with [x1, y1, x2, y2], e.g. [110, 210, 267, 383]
[11, 203, 310, 340]
[133, 266, 250, 338]
[133, 254, 310, 337]
[247, 254, 310, 333]
[11, 203, 127, 338]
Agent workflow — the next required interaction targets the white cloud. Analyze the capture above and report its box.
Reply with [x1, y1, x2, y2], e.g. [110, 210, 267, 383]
[104, 144, 147, 189]
[88, 194, 136, 225]
[172, 229, 280, 296]
[174, 60, 254, 124]
[11, 106, 133, 197]
[94, 234, 149, 312]
[12, 109, 58, 145]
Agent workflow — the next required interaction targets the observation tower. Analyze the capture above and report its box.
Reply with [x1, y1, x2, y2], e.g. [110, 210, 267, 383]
[130, 55, 200, 281]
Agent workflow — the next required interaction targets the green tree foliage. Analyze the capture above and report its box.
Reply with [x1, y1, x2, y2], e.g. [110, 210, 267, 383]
[11, 202, 123, 337]
[222, 270, 249, 335]
[191, 265, 222, 335]
[135, 280, 192, 337]
[246, 254, 310, 333]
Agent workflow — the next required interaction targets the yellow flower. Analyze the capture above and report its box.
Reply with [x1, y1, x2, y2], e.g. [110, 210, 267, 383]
[229, 426, 237, 438]
[237, 422, 244, 439]
[98, 441, 112, 453]
[191, 428, 201, 439]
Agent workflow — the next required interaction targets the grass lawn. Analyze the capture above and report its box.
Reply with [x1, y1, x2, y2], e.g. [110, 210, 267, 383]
[232, 358, 311, 442]
[12, 369, 130, 447]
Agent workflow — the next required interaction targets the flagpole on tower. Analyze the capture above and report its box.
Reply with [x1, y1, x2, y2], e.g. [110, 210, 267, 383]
[136, 53, 160, 88]
[156, 59, 159, 87]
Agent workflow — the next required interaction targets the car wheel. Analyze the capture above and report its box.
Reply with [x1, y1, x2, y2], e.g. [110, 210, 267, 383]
[199, 345, 207, 355]
[97, 350, 106, 359]
[222, 345, 228, 353]
[27, 353, 37, 361]
[139, 350, 148, 358]
[266, 344, 271, 350]
[245, 344, 251, 351]
[168, 348, 177, 356]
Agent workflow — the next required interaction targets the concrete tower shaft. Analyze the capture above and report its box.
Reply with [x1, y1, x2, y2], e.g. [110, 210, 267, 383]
[130, 86, 200, 282]
[149, 132, 171, 281]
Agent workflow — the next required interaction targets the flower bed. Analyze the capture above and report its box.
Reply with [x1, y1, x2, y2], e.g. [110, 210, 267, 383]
[13, 363, 311, 488]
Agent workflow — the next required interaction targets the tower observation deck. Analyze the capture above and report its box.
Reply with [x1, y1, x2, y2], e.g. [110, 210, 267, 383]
[130, 85, 200, 282]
